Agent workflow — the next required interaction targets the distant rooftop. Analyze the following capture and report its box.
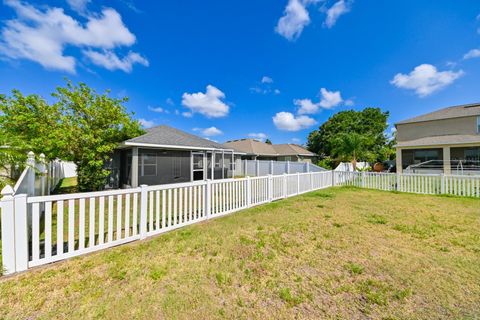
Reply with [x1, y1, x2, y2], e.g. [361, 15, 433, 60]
[223, 139, 315, 157]
[396, 103, 480, 125]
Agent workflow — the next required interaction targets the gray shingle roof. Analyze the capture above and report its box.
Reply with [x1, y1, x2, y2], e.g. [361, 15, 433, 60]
[223, 139, 316, 157]
[396, 103, 480, 125]
[125, 125, 231, 150]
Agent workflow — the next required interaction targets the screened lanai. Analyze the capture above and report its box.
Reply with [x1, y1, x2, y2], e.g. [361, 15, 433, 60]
[110, 125, 242, 188]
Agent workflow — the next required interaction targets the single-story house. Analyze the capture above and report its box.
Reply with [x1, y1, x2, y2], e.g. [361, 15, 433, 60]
[223, 139, 317, 163]
[395, 103, 480, 174]
[110, 125, 243, 188]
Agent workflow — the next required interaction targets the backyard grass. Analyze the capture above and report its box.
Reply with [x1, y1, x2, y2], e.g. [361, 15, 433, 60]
[0, 187, 479, 319]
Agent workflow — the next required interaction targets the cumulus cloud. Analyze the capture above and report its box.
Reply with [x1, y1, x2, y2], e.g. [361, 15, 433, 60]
[273, 112, 316, 131]
[464, 49, 480, 60]
[391, 64, 464, 97]
[138, 118, 155, 129]
[324, 0, 352, 28]
[83, 50, 148, 72]
[296, 88, 344, 114]
[182, 85, 230, 118]
[248, 133, 268, 141]
[0, 1, 146, 73]
[275, 0, 318, 41]
[193, 127, 223, 137]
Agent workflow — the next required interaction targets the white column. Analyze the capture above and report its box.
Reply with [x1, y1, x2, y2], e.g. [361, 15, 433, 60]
[270, 160, 274, 175]
[1, 185, 16, 274]
[443, 146, 451, 175]
[222, 150, 225, 179]
[396, 148, 402, 174]
[132, 147, 139, 187]
[39, 153, 46, 196]
[211, 152, 215, 180]
[205, 180, 211, 219]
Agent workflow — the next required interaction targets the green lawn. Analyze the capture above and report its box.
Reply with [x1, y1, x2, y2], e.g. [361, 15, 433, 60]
[0, 187, 479, 319]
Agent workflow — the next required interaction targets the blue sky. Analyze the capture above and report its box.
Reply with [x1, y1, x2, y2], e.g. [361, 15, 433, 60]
[1, 0, 480, 144]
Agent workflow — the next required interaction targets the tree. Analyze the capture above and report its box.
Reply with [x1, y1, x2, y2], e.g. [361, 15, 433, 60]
[0, 81, 144, 191]
[331, 133, 372, 170]
[265, 138, 272, 145]
[307, 108, 393, 163]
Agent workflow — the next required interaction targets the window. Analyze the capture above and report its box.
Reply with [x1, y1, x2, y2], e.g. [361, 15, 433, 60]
[141, 153, 157, 176]
[477, 116, 480, 134]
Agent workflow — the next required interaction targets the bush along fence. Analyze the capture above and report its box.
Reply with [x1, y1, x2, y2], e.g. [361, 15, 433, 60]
[0, 171, 334, 275]
[1, 170, 479, 276]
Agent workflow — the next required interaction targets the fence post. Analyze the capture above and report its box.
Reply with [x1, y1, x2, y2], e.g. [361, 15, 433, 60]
[297, 172, 300, 194]
[310, 171, 314, 191]
[244, 160, 248, 176]
[205, 180, 211, 219]
[440, 174, 445, 194]
[331, 170, 335, 187]
[246, 176, 252, 207]
[361, 171, 366, 188]
[396, 173, 400, 192]
[287, 161, 290, 174]
[13, 193, 29, 272]
[1, 185, 16, 274]
[139, 184, 148, 239]
[283, 173, 287, 198]
[270, 160, 274, 175]
[39, 153, 47, 196]
[255, 160, 259, 177]
[268, 174, 273, 202]
[27, 151, 35, 196]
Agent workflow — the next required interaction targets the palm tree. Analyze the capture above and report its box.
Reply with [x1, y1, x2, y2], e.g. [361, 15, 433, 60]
[331, 133, 370, 171]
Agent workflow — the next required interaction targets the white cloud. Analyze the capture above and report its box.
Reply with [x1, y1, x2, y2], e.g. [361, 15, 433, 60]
[295, 98, 319, 114]
[291, 138, 301, 144]
[181, 85, 230, 118]
[138, 118, 155, 129]
[148, 106, 166, 113]
[464, 49, 480, 60]
[344, 99, 354, 106]
[325, 0, 352, 28]
[275, 0, 317, 41]
[248, 133, 268, 141]
[261, 76, 273, 84]
[273, 111, 316, 131]
[391, 64, 464, 97]
[274, 89, 281, 95]
[83, 50, 148, 72]
[0, 1, 145, 73]
[182, 111, 193, 118]
[319, 87, 343, 108]
[66, 0, 90, 13]
[296, 87, 344, 114]
[193, 126, 223, 137]
[166, 98, 174, 106]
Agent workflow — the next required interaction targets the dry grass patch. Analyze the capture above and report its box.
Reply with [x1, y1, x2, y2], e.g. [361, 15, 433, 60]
[0, 187, 479, 319]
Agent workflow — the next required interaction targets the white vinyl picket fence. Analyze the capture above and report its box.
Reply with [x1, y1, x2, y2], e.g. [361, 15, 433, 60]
[334, 171, 480, 197]
[0, 171, 333, 275]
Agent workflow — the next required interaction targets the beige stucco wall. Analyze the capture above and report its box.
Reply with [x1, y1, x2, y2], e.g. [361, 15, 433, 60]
[396, 116, 478, 142]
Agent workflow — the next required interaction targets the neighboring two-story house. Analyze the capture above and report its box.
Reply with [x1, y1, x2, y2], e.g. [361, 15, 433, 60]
[395, 103, 480, 174]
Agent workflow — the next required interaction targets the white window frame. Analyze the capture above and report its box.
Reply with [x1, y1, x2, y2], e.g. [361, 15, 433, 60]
[141, 153, 157, 177]
[477, 116, 480, 134]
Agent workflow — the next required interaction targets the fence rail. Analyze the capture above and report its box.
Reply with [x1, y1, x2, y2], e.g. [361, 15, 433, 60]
[334, 171, 480, 197]
[1, 171, 333, 275]
[237, 159, 326, 177]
